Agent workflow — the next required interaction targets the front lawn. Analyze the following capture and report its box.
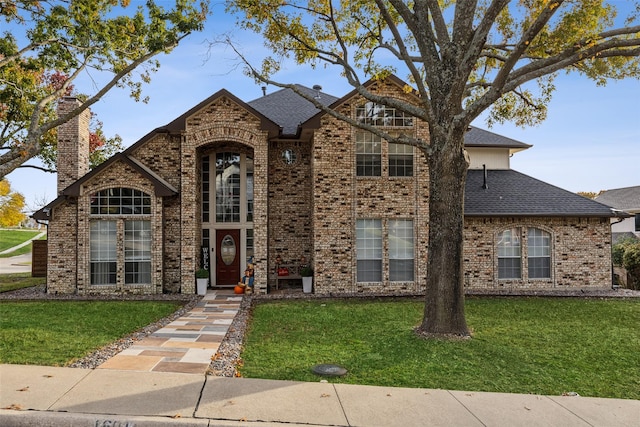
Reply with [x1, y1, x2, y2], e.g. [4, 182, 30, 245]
[240, 297, 640, 400]
[0, 300, 183, 366]
[0, 273, 45, 293]
[0, 229, 42, 252]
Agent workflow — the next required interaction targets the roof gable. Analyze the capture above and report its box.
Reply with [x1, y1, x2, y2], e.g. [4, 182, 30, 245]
[299, 75, 421, 130]
[62, 153, 177, 197]
[162, 89, 280, 135]
[248, 85, 339, 135]
[32, 154, 177, 220]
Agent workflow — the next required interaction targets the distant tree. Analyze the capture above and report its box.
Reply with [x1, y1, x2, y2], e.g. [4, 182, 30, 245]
[0, 178, 26, 226]
[578, 191, 606, 199]
[0, 0, 209, 178]
[227, 0, 640, 337]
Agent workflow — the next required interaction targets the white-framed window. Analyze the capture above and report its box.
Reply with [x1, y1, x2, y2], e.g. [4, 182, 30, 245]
[356, 219, 415, 283]
[124, 220, 151, 284]
[90, 220, 116, 285]
[204, 152, 254, 224]
[389, 143, 413, 177]
[356, 131, 382, 177]
[356, 102, 413, 127]
[356, 219, 382, 282]
[389, 219, 414, 281]
[497, 228, 521, 279]
[527, 227, 551, 279]
[90, 188, 150, 215]
[215, 152, 241, 222]
[89, 188, 152, 286]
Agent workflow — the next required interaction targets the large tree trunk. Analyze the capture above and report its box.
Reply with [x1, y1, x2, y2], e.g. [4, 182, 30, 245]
[417, 128, 470, 338]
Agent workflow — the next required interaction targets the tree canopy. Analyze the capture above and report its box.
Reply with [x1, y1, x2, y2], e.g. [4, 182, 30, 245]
[0, 0, 209, 178]
[226, 0, 640, 336]
[0, 178, 26, 227]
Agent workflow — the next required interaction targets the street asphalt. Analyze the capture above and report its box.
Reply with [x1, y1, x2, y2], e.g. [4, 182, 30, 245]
[0, 253, 32, 274]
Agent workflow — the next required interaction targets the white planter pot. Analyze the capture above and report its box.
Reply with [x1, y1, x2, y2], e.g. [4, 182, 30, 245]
[196, 278, 208, 295]
[302, 276, 313, 293]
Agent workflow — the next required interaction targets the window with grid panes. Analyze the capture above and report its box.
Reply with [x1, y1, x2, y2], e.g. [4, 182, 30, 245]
[389, 220, 414, 281]
[497, 228, 522, 279]
[389, 142, 413, 177]
[355, 131, 382, 176]
[527, 228, 551, 279]
[356, 102, 414, 127]
[89, 188, 152, 285]
[124, 220, 151, 284]
[90, 220, 116, 285]
[356, 219, 382, 282]
[90, 188, 150, 215]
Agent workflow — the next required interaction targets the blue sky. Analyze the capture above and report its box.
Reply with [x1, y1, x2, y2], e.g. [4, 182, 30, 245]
[7, 1, 640, 210]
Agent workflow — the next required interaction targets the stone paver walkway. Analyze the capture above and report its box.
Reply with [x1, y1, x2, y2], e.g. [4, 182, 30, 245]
[98, 290, 240, 374]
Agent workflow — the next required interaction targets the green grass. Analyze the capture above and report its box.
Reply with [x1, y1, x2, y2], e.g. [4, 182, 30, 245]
[0, 300, 183, 366]
[0, 229, 42, 252]
[240, 297, 640, 399]
[0, 273, 45, 293]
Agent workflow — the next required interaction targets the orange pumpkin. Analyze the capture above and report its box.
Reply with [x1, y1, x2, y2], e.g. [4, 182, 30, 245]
[234, 285, 245, 294]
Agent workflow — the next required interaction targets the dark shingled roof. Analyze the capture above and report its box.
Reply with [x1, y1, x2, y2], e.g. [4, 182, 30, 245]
[595, 186, 640, 211]
[465, 169, 617, 217]
[464, 126, 532, 149]
[248, 85, 339, 135]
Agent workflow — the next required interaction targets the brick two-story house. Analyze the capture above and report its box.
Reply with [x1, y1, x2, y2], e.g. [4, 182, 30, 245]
[34, 76, 618, 295]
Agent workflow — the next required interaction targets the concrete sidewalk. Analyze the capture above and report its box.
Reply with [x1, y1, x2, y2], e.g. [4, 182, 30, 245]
[1, 364, 638, 426]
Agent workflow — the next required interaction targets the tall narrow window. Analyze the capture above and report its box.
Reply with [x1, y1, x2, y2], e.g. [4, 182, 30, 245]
[356, 219, 382, 282]
[202, 155, 210, 223]
[246, 156, 254, 222]
[125, 220, 151, 284]
[635, 214, 640, 232]
[356, 131, 382, 176]
[528, 228, 551, 279]
[246, 228, 254, 260]
[216, 153, 241, 222]
[497, 228, 521, 279]
[389, 220, 414, 281]
[389, 143, 413, 177]
[90, 220, 116, 285]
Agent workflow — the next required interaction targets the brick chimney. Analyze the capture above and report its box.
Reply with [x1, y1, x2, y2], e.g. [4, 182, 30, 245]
[56, 97, 90, 194]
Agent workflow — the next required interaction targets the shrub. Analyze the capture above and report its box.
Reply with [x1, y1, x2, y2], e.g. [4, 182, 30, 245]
[622, 244, 640, 290]
[612, 237, 638, 266]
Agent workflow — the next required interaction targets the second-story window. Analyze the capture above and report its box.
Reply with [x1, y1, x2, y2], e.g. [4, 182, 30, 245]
[356, 102, 413, 127]
[389, 143, 414, 177]
[356, 131, 382, 177]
